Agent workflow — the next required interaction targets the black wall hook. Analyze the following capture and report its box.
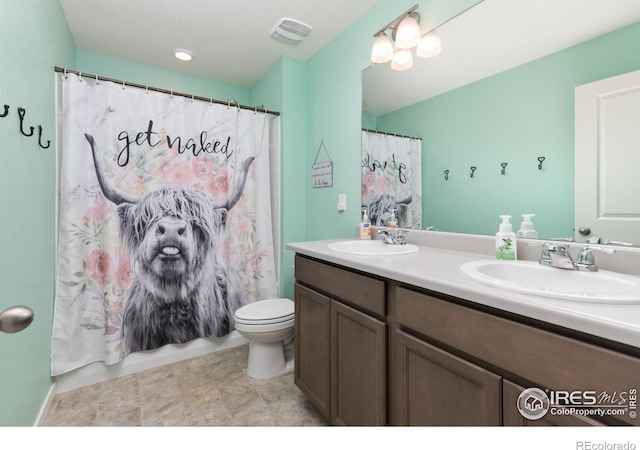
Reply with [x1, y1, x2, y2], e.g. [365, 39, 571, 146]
[470, 166, 476, 178]
[3, 103, 51, 150]
[538, 156, 546, 170]
[444, 169, 449, 181]
[17, 107, 34, 137]
[37, 125, 50, 149]
[501, 162, 508, 175]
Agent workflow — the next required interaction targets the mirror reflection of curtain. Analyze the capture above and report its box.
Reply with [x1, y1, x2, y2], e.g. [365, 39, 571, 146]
[361, 130, 422, 228]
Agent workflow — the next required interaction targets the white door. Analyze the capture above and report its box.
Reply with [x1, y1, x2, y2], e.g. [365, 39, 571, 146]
[575, 70, 640, 246]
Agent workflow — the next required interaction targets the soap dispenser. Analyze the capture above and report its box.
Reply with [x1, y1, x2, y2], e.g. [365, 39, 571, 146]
[358, 209, 371, 240]
[387, 209, 398, 228]
[495, 215, 517, 260]
[517, 214, 538, 239]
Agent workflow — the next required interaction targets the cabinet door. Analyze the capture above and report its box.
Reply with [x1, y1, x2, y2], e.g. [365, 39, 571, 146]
[331, 300, 387, 426]
[294, 283, 331, 419]
[503, 380, 604, 426]
[395, 330, 501, 426]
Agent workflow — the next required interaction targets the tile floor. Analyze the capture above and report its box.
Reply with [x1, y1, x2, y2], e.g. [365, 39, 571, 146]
[42, 344, 330, 427]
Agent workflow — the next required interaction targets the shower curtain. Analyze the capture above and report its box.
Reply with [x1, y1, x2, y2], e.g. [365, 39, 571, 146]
[361, 130, 422, 228]
[52, 73, 277, 375]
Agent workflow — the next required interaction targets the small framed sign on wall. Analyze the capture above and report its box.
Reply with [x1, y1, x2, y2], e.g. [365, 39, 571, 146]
[312, 139, 333, 188]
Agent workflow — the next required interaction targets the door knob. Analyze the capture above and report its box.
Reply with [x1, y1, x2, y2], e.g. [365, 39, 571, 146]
[0, 306, 34, 333]
[578, 227, 591, 236]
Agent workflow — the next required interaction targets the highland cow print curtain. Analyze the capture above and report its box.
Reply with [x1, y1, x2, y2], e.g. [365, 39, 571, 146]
[361, 130, 422, 228]
[52, 73, 278, 375]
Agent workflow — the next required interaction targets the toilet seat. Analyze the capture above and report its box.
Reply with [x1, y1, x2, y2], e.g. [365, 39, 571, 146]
[234, 298, 294, 326]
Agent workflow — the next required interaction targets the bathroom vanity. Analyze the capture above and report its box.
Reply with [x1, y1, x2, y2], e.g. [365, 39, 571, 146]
[287, 233, 640, 426]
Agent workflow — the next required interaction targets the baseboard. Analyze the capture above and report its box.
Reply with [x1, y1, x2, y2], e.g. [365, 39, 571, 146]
[34, 383, 58, 427]
[52, 331, 248, 394]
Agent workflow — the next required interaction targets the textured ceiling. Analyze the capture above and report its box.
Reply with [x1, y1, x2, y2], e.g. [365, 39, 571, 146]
[59, 0, 380, 87]
[59, 0, 640, 116]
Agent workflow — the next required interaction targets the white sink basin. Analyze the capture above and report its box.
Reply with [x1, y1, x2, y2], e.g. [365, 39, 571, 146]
[328, 240, 419, 256]
[460, 260, 640, 304]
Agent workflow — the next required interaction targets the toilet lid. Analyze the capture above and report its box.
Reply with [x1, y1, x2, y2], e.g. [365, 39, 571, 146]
[234, 298, 294, 323]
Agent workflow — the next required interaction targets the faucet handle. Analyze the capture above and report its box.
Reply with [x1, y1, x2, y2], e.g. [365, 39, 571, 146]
[576, 245, 615, 262]
[527, 241, 554, 264]
[575, 245, 615, 271]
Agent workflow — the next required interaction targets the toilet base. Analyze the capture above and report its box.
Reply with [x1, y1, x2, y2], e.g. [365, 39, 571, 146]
[246, 340, 292, 379]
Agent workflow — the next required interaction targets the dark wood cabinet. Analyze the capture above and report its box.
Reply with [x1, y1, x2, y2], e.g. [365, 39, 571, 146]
[293, 253, 639, 427]
[294, 283, 331, 419]
[395, 330, 501, 426]
[331, 300, 386, 425]
[294, 255, 388, 425]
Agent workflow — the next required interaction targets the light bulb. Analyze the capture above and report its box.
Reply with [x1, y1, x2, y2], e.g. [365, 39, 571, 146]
[371, 33, 393, 63]
[416, 30, 441, 58]
[395, 15, 420, 49]
[391, 48, 413, 71]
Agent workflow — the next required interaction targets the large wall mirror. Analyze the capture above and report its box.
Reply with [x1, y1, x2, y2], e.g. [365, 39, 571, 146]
[362, 0, 640, 245]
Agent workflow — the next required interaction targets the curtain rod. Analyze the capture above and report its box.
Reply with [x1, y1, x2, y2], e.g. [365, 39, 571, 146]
[362, 128, 421, 140]
[54, 66, 280, 117]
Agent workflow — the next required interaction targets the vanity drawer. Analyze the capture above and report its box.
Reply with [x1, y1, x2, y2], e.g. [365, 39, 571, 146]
[295, 255, 386, 317]
[395, 286, 640, 425]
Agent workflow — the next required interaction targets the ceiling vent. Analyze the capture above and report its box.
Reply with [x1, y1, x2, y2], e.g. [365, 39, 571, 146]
[270, 18, 312, 45]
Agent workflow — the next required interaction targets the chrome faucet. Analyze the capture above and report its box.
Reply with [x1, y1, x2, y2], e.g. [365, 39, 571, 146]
[377, 227, 412, 245]
[574, 245, 616, 272]
[547, 243, 576, 270]
[528, 242, 615, 272]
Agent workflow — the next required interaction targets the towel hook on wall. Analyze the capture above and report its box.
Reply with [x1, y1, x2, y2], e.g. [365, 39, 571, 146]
[501, 162, 508, 175]
[470, 166, 476, 178]
[444, 169, 449, 181]
[538, 156, 546, 170]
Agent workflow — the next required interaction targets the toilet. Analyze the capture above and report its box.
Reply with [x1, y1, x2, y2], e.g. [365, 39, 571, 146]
[233, 298, 295, 379]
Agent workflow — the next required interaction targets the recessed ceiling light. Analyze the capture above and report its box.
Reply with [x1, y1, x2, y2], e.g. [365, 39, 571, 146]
[173, 48, 193, 61]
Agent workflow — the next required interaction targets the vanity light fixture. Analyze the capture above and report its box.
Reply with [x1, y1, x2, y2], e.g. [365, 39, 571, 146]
[173, 48, 193, 61]
[371, 4, 443, 71]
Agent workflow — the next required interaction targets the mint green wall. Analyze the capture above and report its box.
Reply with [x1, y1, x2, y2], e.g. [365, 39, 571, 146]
[0, 0, 75, 426]
[377, 23, 640, 238]
[77, 51, 251, 104]
[250, 57, 308, 300]
[304, 0, 481, 240]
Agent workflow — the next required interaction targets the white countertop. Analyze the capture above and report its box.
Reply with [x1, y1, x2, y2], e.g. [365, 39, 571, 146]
[286, 238, 640, 349]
